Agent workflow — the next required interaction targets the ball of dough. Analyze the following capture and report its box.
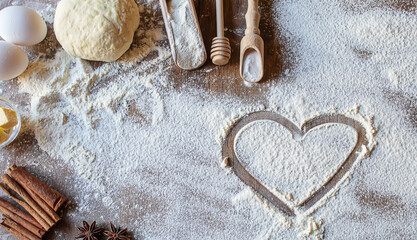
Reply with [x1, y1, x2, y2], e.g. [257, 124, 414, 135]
[54, 0, 139, 62]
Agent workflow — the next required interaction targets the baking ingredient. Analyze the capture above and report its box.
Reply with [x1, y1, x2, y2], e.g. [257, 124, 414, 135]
[0, 216, 40, 240]
[235, 120, 359, 204]
[4, 0, 417, 239]
[7, 165, 69, 212]
[0, 6, 47, 46]
[75, 221, 104, 240]
[0, 197, 45, 238]
[0, 218, 31, 240]
[166, 0, 206, 69]
[0, 180, 51, 231]
[104, 222, 129, 240]
[0, 107, 18, 129]
[242, 48, 262, 82]
[1, 217, 39, 240]
[54, 0, 140, 62]
[0, 165, 69, 239]
[0, 129, 10, 144]
[0, 41, 28, 81]
[2, 174, 56, 228]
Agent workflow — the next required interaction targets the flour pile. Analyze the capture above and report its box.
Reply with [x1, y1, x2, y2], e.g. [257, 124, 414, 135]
[242, 49, 262, 82]
[0, 0, 416, 239]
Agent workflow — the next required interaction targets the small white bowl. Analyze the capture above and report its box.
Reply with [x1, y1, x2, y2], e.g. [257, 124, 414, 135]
[0, 97, 21, 148]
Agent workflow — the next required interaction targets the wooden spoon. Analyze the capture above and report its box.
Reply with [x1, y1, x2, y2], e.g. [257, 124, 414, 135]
[160, 0, 207, 70]
[240, 0, 264, 83]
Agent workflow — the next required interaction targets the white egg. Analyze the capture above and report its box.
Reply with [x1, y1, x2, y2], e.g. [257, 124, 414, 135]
[0, 41, 28, 81]
[0, 6, 47, 46]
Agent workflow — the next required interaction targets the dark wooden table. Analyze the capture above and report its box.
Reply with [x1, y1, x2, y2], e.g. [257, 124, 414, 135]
[0, 0, 416, 239]
[0, 1, 282, 238]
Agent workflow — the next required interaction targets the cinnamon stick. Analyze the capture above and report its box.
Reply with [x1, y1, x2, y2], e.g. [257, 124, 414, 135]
[1, 174, 55, 228]
[0, 183, 50, 231]
[0, 197, 45, 237]
[0, 221, 31, 240]
[8, 165, 68, 212]
[2, 217, 41, 240]
[0, 197, 42, 229]
[22, 185, 61, 223]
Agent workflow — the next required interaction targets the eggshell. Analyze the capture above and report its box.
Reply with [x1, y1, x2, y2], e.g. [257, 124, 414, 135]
[0, 6, 47, 46]
[0, 41, 29, 81]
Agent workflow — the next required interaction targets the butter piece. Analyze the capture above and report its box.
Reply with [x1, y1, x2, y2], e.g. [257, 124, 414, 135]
[0, 107, 18, 130]
[0, 128, 10, 144]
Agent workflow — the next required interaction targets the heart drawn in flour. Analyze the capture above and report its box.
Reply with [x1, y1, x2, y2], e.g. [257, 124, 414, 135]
[222, 111, 369, 217]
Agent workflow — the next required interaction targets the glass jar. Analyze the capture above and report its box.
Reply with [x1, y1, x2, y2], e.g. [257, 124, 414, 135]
[0, 97, 21, 148]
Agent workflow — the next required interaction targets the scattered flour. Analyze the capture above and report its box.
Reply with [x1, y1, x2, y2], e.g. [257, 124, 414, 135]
[234, 121, 358, 204]
[0, 0, 415, 239]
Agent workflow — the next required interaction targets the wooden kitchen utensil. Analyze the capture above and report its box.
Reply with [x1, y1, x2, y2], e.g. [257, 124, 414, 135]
[160, 0, 207, 70]
[240, 0, 264, 83]
[210, 0, 231, 65]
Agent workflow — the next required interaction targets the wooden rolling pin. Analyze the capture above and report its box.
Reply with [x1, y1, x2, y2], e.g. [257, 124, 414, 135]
[210, 0, 231, 65]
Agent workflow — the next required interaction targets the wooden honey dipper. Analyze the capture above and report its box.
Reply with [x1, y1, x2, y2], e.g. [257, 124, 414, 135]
[210, 0, 231, 65]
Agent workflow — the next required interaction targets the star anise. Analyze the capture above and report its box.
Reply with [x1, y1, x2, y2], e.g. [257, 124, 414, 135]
[75, 221, 104, 240]
[104, 222, 130, 240]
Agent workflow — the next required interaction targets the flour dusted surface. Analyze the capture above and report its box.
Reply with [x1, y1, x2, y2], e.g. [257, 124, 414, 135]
[235, 121, 357, 204]
[0, 0, 416, 239]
